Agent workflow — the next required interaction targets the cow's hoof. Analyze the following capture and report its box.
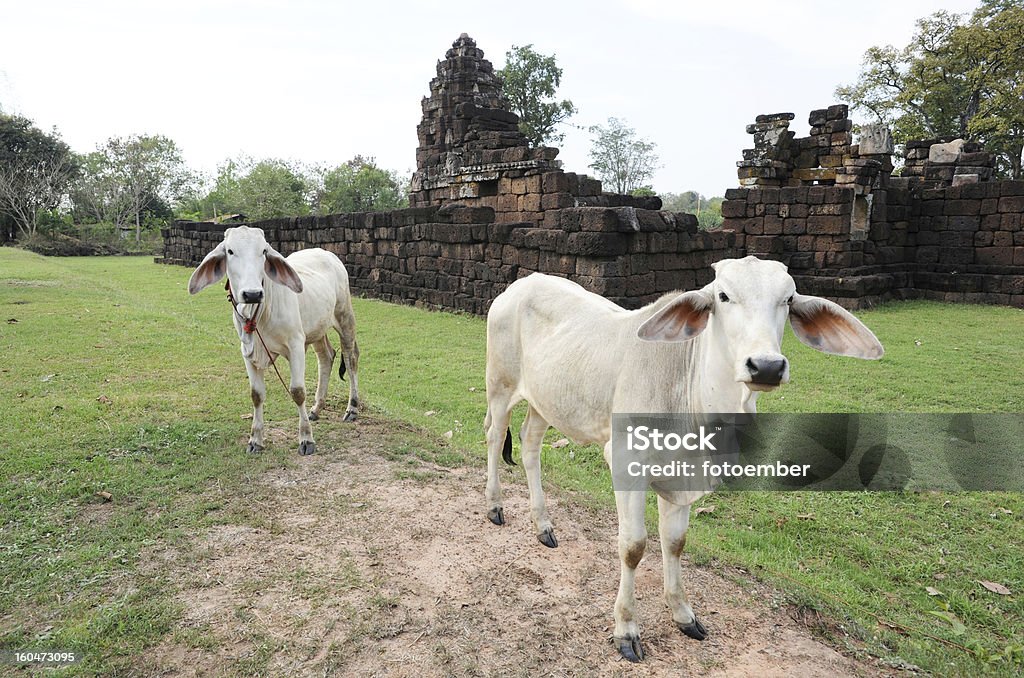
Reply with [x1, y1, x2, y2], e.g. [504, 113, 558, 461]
[342, 410, 357, 423]
[308, 411, 319, 422]
[537, 527, 558, 549]
[299, 441, 316, 456]
[616, 635, 644, 662]
[678, 616, 707, 641]
[487, 507, 505, 525]
[247, 442, 264, 454]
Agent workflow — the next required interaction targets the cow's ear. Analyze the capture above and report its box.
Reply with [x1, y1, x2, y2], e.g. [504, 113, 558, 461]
[637, 289, 713, 342]
[264, 247, 303, 293]
[188, 243, 227, 294]
[789, 294, 884, 359]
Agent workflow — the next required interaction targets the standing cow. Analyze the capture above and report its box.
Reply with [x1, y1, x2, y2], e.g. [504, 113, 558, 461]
[188, 226, 360, 455]
[483, 256, 883, 661]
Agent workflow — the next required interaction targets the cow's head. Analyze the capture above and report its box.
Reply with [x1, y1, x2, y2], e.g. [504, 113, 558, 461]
[187, 225, 303, 301]
[637, 256, 883, 391]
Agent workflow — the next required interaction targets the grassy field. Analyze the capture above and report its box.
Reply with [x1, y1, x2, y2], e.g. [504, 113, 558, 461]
[1, 248, 1022, 675]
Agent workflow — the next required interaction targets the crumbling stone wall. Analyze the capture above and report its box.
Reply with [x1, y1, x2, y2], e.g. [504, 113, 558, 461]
[162, 204, 739, 314]
[722, 106, 1024, 308]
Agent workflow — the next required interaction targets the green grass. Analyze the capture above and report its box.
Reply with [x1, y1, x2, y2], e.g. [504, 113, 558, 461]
[1, 248, 1022, 675]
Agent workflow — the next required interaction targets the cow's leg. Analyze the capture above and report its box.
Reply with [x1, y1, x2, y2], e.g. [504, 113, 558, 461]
[244, 359, 266, 454]
[520, 406, 556, 548]
[335, 313, 360, 423]
[484, 391, 516, 526]
[309, 337, 335, 421]
[613, 489, 649, 661]
[608, 437, 648, 662]
[658, 496, 706, 641]
[286, 340, 315, 456]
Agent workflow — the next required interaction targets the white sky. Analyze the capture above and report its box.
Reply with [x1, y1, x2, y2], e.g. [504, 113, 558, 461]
[1, 0, 980, 199]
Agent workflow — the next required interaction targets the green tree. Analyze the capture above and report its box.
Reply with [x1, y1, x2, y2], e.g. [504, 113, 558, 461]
[587, 117, 659, 195]
[498, 45, 577, 148]
[836, 1, 1024, 178]
[315, 156, 408, 214]
[661, 191, 724, 229]
[190, 157, 313, 221]
[0, 114, 79, 239]
[237, 159, 310, 220]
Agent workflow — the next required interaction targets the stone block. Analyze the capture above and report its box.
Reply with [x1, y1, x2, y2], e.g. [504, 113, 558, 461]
[807, 214, 848, 235]
[928, 139, 965, 164]
[542, 171, 569, 193]
[999, 196, 1024, 213]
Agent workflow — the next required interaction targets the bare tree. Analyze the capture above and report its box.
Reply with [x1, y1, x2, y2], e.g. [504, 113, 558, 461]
[100, 135, 190, 242]
[587, 117, 660, 195]
[0, 115, 78, 238]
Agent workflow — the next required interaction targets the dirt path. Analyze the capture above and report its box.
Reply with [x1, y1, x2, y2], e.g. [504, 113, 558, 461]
[144, 416, 892, 677]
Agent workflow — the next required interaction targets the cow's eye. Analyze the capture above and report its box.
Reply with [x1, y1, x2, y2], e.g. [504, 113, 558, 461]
[227, 249, 234, 256]
[718, 292, 730, 303]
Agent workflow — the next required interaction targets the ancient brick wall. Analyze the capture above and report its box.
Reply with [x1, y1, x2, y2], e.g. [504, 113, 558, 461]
[719, 180, 1024, 308]
[162, 204, 740, 315]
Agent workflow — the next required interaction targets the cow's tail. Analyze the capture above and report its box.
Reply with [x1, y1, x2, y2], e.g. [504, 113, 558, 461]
[485, 407, 517, 466]
[338, 350, 347, 381]
[502, 427, 515, 466]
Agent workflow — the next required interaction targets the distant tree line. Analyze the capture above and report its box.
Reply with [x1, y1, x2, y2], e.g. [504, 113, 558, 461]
[0, 110, 409, 245]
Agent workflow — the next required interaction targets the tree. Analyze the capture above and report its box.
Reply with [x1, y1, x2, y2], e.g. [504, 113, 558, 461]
[661, 191, 724, 229]
[498, 45, 577, 148]
[0, 114, 79, 239]
[314, 156, 408, 214]
[836, 1, 1024, 178]
[190, 157, 312, 221]
[71, 150, 135, 229]
[79, 135, 193, 242]
[587, 117, 660, 195]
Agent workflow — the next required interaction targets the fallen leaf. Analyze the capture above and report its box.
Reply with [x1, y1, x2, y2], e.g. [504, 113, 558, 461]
[933, 573, 947, 581]
[41, 374, 56, 382]
[695, 505, 716, 515]
[443, 430, 453, 439]
[979, 580, 1011, 595]
[551, 438, 570, 448]
[424, 410, 436, 417]
[95, 491, 113, 502]
[925, 586, 943, 596]
[351, 502, 366, 509]
[96, 395, 112, 405]
[468, 387, 477, 392]
[914, 340, 922, 347]
[240, 413, 253, 419]
[6, 318, 18, 324]
[796, 513, 815, 520]
[998, 507, 1012, 515]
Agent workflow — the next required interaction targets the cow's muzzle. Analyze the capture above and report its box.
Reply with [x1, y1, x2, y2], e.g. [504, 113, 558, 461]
[241, 289, 264, 304]
[744, 356, 788, 388]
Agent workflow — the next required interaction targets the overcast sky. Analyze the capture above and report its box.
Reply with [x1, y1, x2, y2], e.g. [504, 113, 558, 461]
[1, 0, 980, 199]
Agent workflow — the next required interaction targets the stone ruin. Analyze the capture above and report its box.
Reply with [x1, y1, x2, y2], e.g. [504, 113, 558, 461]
[738, 105, 998, 194]
[409, 33, 661, 222]
[161, 35, 1024, 312]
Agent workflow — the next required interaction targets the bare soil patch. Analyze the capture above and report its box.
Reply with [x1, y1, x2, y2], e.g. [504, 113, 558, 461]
[143, 415, 895, 677]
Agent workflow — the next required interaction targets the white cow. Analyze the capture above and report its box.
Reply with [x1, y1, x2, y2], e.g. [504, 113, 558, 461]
[188, 226, 360, 455]
[483, 256, 883, 661]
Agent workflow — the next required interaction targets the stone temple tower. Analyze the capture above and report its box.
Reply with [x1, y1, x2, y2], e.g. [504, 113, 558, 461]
[409, 34, 561, 207]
